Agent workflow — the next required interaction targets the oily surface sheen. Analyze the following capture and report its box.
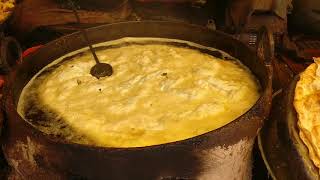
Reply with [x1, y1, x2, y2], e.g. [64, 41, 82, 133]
[294, 58, 320, 173]
[18, 38, 260, 147]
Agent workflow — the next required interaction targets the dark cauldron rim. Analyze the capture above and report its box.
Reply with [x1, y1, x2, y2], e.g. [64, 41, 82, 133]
[3, 21, 273, 151]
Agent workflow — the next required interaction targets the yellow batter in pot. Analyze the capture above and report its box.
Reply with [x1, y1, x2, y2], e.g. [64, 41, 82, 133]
[18, 38, 260, 148]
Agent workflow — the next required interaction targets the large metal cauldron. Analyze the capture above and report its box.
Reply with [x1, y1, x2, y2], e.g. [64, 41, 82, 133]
[2, 21, 272, 179]
[259, 75, 319, 180]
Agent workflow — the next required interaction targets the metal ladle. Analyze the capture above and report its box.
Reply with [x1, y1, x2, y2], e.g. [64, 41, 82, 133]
[68, 1, 113, 79]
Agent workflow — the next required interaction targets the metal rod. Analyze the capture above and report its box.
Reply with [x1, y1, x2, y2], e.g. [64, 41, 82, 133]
[69, 2, 101, 64]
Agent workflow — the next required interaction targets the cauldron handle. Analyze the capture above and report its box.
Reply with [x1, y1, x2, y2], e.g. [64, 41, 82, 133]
[0, 36, 22, 138]
[0, 35, 22, 74]
[256, 26, 274, 66]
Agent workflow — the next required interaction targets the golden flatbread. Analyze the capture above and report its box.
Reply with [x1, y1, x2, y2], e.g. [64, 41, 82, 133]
[294, 57, 320, 172]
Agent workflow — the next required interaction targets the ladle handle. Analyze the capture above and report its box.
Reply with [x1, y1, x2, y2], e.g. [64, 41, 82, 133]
[0, 36, 22, 74]
[68, 0, 101, 65]
[256, 26, 274, 66]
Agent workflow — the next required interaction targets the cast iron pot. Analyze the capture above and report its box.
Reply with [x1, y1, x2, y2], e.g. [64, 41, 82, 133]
[259, 75, 319, 180]
[2, 21, 272, 179]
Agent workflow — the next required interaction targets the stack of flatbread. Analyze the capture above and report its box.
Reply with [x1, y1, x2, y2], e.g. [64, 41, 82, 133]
[0, 0, 15, 23]
[294, 57, 320, 173]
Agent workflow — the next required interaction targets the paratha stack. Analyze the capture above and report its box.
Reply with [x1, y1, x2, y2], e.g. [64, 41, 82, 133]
[0, 0, 14, 23]
[294, 58, 320, 173]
